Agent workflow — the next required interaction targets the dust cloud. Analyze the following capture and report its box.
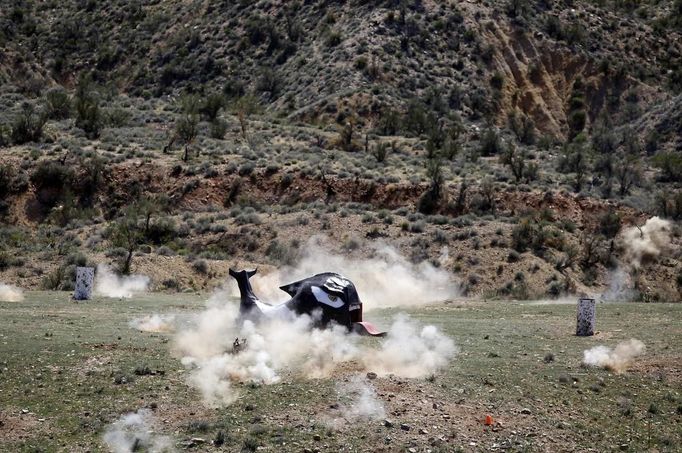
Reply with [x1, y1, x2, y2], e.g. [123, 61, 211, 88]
[102, 409, 174, 452]
[174, 302, 456, 407]
[246, 238, 460, 310]
[129, 314, 176, 333]
[362, 314, 457, 378]
[95, 264, 150, 298]
[0, 283, 24, 302]
[324, 375, 386, 429]
[583, 339, 646, 373]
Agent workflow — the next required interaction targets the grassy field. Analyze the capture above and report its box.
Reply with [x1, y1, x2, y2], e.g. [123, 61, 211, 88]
[0, 293, 680, 452]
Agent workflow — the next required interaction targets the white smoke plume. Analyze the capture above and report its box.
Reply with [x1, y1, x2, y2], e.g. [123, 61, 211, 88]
[619, 217, 673, 269]
[103, 409, 174, 453]
[363, 314, 458, 378]
[174, 304, 456, 407]
[129, 314, 176, 333]
[0, 283, 24, 302]
[95, 264, 150, 298]
[246, 238, 460, 310]
[324, 375, 386, 429]
[583, 339, 646, 373]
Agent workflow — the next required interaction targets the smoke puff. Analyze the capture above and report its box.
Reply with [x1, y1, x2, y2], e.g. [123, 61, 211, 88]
[363, 314, 458, 378]
[619, 217, 672, 269]
[246, 238, 460, 310]
[583, 339, 646, 373]
[95, 264, 150, 298]
[103, 409, 173, 453]
[130, 314, 176, 333]
[0, 283, 24, 302]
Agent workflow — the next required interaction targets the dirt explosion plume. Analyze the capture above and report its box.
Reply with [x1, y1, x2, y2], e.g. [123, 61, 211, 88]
[0, 283, 24, 302]
[103, 409, 173, 452]
[95, 264, 150, 298]
[247, 238, 460, 309]
[618, 217, 673, 270]
[175, 267, 457, 408]
[601, 217, 673, 301]
[583, 339, 646, 373]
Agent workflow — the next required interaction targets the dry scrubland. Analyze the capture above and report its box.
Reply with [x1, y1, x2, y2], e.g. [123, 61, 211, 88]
[0, 1, 682, 451]
[0, 293, 680, 452]
[0, 0, 681, 300]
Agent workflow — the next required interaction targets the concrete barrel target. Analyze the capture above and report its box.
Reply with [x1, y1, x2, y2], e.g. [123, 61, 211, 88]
[576, 298, 596, 336]
[73, 267, 95, 300]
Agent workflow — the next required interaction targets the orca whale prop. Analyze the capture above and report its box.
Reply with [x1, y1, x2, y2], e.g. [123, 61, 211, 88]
[229, 268, 386, 336]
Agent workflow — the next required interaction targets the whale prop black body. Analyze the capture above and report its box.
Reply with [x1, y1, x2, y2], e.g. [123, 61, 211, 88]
[229, 268, 385, 336]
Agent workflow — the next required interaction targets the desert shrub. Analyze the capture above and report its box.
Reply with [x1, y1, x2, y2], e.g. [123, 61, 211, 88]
[417, 158, 444, 214]
[31, 161, 75, 207]
[653, 152, 682, 182]
[0, 165, 13, 198]
[655, 191, 682, 220]
[209, 118, 228, 139]
[145, 217, 177, 245]
[479, 127, 503, 156]
[508, 111, 536, 145]
[11, 103, 46, 144]
[106, 108, 130, 127]
[266, 240, 298, 265]
[325, 29, 342, 47]
[192, 259, 209, 274]
[511, 218, 547, 253]
[371, 142, 389, 163]
[376, 108, 401, 135]
[74, 76, 103, 139]
[44, 87, 71, 119]
[200, 93, 225, 121]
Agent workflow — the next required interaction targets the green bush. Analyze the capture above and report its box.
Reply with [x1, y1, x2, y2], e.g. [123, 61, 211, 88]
[74, 76, 103, 139]
[511, 218, 547, 253]
[652, 152, 682, 182]
[479, 127, 503, 156]
[44, 87, 71, 119]
[11, 103, 46, 144]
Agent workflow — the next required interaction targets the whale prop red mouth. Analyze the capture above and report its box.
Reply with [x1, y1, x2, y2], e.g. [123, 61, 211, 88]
[352, 321, 387, 337]
[230, 268, 386, 336]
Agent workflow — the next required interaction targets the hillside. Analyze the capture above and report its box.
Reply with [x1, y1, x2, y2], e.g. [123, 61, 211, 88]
[0, 0, 681, 301]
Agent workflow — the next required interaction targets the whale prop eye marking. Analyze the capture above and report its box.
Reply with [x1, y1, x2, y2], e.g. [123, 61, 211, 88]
[311, 286, 344, 308]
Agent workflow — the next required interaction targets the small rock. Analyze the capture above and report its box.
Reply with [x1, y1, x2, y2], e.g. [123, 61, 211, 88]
[520, 408, 531, 415]
[190, 438, 205, 444]
[400, 423, 410, 431]
[419, 428, 429, 435]
[383, 419, 393, 428]
[408, 448, 417, 453]
[366, 372, 377, 380]
[245, 404, 255, 411]
[313, 434, 321, 441]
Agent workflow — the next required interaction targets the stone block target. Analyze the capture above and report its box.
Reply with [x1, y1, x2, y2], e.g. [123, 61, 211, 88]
[73, 267, 94, 300]
[576, 298, 596, 336]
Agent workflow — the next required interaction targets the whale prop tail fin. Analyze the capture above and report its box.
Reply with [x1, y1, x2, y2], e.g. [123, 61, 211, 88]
[229, 268, 262, 319]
